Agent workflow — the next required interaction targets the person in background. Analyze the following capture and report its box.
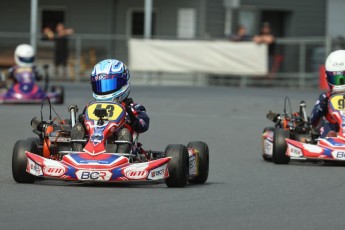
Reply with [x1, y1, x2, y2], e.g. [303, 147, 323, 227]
[229, 25, 252, 42]
[42, 26, 54, 41]
[253, 22, 276, 71]
[43, 23, 74, 79]
[8, 44, 41, 84]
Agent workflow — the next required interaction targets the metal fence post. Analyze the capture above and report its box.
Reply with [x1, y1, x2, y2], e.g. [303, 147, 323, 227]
[299, 42, 306, 89]
[240, 75, 247, 88]
[30, 0, 38, 52]
[325, 36, 332, 58]
[75, 37, 82, 81]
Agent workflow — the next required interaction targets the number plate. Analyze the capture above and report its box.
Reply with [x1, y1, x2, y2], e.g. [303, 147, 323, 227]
[330, 95, 345, 111]
[86, 102, 124, 121]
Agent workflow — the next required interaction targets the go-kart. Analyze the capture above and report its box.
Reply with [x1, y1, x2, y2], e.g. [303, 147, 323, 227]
[0, 65, 64, 104]
[12, 99, 209, 187]
[262, 94, 345, 164]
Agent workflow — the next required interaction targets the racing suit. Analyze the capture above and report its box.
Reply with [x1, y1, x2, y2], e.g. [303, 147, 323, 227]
[310, 92, 338, 138]
[3, 66, 44, 98]
[122, 97, 150, 134]
[8, 66, 41, 84]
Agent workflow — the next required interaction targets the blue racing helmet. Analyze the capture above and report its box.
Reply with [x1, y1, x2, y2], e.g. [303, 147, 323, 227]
[91, 59, 130, 101]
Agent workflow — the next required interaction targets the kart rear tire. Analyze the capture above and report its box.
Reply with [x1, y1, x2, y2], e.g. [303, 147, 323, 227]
[272, 128, 290, 164]
[164, 144, 189, 188]
[262, 127, 275, 161]
[51, 85, 64, 104]
[12, 139, 38, 183]
[187, 141, 209, 184]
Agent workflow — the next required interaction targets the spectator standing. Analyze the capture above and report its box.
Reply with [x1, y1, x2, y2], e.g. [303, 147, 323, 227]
[55, 23, 74, 79]
[43, 23, 74, 79]
[229, 25, 252, 42]
[253, 22, 276, 71]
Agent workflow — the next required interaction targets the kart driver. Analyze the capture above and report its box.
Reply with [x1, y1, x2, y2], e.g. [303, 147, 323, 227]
[71, 59, 149, 153]
[310, 50, 345, 138]
[8, 44, 41, 85]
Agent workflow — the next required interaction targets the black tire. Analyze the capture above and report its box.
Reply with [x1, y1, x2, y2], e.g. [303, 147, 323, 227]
[26, 137, 43, 157]
[164, 144, 189, 187]
[187, 141, 209, 184]
[12, 139, 38, 183]
[272, 128, 290, 164]
[51, 85, 64, 104]
[262, 127, 275, 161]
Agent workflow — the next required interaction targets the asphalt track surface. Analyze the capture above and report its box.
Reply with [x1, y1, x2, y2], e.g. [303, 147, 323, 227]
[1, 83, 344, 230]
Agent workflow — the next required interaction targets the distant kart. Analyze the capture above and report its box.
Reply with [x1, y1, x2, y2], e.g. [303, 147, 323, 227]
[12, 100, 209, 187]
[0, 65, 64, 104]
[262, 94, 345, 164]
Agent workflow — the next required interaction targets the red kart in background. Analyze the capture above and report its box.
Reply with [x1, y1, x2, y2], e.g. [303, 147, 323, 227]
[262, 94, 345, 164]
[12, 100, 209, 187]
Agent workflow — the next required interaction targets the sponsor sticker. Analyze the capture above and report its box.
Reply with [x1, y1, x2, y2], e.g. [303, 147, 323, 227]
[43, 165, 66, 177]
[76, 170, 112, 181]
[264, 140, 273, 156]
[124, 170, 148, 179]
[151, 169, 164, 177]
[148, 164, 167, 180]
[189, 155, 197, 176]
[333, 62, 344, 67]
[331, 151, 345, 160]
[27, 158, 43, 176]
[287, 144, 303, 157]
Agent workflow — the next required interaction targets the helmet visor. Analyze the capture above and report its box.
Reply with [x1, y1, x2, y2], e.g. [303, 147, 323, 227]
[19, 56, 35, 64]
[326, 71, 345, 86]
[91, 74, 128, 95]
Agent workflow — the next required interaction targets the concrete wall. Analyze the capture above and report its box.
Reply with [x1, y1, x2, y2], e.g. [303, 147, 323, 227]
[113, 0, 207, 37]
[0, 0, 31, 32]
[112, 0, 208, 62]
[327, 0, 345, 38]
[206, 0, 225, 38]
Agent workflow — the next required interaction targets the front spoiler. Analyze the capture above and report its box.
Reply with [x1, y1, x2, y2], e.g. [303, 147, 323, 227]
[26, 152, 170, 182]
[286, 138, 345, 161]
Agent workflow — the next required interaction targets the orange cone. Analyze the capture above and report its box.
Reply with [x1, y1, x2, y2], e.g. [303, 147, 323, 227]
[319, 65, 329, 90]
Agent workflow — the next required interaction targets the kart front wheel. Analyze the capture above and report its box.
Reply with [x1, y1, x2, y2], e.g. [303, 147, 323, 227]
[187, 141, 209, 184]
[164, 144, 189, 187]
[272, 128, 290, 164]
[12, 140, 38, 183]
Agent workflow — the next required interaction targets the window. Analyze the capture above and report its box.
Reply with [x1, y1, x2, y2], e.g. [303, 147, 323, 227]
[41, 10, 65, 32]
[177, 8, 196, 39]
[131, 11, 156, 37]
[238, 9, 257, 35]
